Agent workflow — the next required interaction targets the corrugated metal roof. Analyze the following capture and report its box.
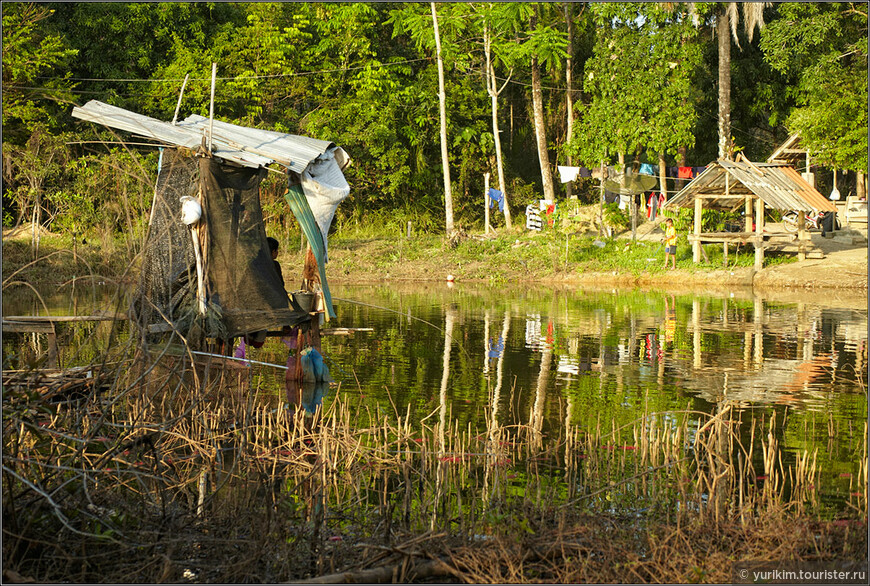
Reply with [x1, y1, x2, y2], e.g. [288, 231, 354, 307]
[767, 133, 808, 168]
[71, 100, 346, 173]
[662, 158, 835, 213]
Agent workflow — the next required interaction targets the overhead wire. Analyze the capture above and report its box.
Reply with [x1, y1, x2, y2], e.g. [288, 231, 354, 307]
[32, 57, 433, 84]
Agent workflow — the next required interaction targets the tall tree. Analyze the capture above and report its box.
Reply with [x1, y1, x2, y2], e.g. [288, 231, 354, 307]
[570, 4, 701, 172]
[523, 4, 568, 203]
[431, 2, 455, 235]
[564, 2, 576, 200]
[709, 2, 770, 159]
[478, 2, 533, 229]
[1, 3, 77, 143]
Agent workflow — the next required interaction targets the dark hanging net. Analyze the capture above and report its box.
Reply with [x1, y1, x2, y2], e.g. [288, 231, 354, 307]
[131, 150, 310, 343]
[130, 149, 199, 338]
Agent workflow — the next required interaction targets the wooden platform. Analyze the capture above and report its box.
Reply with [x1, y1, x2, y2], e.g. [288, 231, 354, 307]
[688, 231, 824, 262]
[2, 313, 127, 368]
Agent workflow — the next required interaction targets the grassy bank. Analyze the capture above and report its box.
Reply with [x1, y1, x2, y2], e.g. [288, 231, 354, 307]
[2, 226, 138, 288]
[2, 214, 796, 292]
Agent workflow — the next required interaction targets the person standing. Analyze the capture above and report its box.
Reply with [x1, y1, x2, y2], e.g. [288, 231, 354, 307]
[663, 218, 677, 270]
[267, 236, 285, 289]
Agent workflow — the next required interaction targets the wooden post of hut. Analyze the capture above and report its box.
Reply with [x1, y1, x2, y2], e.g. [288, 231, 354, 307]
[797, 211, 807, 261]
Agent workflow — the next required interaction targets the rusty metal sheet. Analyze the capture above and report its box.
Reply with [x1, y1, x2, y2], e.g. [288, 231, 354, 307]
[71, 100, 348, 173]
[663, 159, 835, 213]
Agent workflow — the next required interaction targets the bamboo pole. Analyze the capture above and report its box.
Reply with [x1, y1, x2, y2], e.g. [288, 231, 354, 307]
[171, 73, 190, 125]
[208, 63, 217, 152]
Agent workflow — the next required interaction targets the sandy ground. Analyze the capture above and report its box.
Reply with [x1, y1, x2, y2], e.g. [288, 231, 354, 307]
[560, 222, 868, 306]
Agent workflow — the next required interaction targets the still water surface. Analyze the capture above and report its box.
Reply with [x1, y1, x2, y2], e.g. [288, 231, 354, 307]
[3, 280, 867, 509]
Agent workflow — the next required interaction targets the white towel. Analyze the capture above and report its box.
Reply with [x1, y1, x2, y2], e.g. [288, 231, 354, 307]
[557, 166, 581, 183]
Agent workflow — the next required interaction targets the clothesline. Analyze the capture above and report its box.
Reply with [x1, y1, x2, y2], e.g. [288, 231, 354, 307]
[557, 165, 708, 184]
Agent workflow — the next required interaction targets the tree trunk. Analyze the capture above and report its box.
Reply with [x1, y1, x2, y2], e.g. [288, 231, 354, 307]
[431, 2, 454, 235]
[857, 171, 866, 199]
[678, 146, 688, 191]
[565, 2, 576, 200]
[717, 10, 731, 160]
[530, 11, 555, 203]
[658, 153, 667, 200]
[484, 23, 512, 229]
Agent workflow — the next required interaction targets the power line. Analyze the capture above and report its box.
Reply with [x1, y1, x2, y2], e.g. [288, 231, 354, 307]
[33, 58, 432, 84]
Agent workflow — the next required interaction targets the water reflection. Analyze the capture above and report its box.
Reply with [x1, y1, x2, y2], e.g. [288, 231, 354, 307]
[3, 281, 867, 504]
[321, 282, 865, 503]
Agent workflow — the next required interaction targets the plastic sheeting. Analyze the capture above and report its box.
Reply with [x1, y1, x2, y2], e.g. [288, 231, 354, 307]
[284, 181, 337, 319]
[300, 146, 350, 261]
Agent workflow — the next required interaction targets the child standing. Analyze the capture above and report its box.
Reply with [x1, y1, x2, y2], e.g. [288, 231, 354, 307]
[663, 218, 677, 270]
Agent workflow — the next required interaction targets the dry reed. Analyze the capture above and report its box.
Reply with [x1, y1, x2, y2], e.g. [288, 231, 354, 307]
[2, 340, 867, 584]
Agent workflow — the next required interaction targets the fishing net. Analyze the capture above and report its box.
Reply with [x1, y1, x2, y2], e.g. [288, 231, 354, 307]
[130, 149, 310, 344]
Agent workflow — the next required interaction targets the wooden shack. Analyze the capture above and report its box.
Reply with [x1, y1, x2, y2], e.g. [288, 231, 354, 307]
[768, 134, 868, 230]
[662, 154, 836, 269]
[71, 99, 351, 355]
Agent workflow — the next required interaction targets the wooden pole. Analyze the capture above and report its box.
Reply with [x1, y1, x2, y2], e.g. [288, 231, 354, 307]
[693, 196, 703, 263]
[631, 194, 637, 242]
[754, 197, 765, 270]
[208, 63, 216, 152]
[797, 210, 807, 261]
[599, 161, 606, 237]
[191, 227, 206, 315]
[484, 172, 491, 234]
[171, 73, 190, 125]
[745, 195, 753, 232]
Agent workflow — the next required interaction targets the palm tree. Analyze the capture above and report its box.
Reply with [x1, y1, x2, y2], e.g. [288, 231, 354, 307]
[678, 2, 768, 159]
[710, 2, 769, 159]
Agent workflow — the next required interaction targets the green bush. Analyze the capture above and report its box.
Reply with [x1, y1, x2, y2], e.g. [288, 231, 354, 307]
[603, 202, 630, 231]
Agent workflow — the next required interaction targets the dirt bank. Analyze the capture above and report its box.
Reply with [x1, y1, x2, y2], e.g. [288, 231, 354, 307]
[551, 228, 867, 296]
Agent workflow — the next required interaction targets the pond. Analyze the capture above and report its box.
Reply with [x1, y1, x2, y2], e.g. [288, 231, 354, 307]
[2, 279, 867, 516]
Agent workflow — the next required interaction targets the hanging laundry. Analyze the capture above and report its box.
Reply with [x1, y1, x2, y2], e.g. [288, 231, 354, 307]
[579, 167, 592, 178]
[668, 167, 679, 179]
[618, 194, 630, 210]
[639, 163, 656, 176]
[678, 167, 693, 179]
[488, 188, 504, 212]
[658, 192, 666, 207]
[233, 337, 249, 366]
[526, 204, 542, 231]
[693, 166, 706, 177]
[604, 189, 620, 204]
[546, 203, 557, 227]
[557, 166, 581, 183]
[647, 192, 659, 221]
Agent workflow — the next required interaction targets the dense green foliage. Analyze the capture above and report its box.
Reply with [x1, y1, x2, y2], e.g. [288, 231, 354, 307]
[2, 2, 866, 241]
[760, 2, 868, 171]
